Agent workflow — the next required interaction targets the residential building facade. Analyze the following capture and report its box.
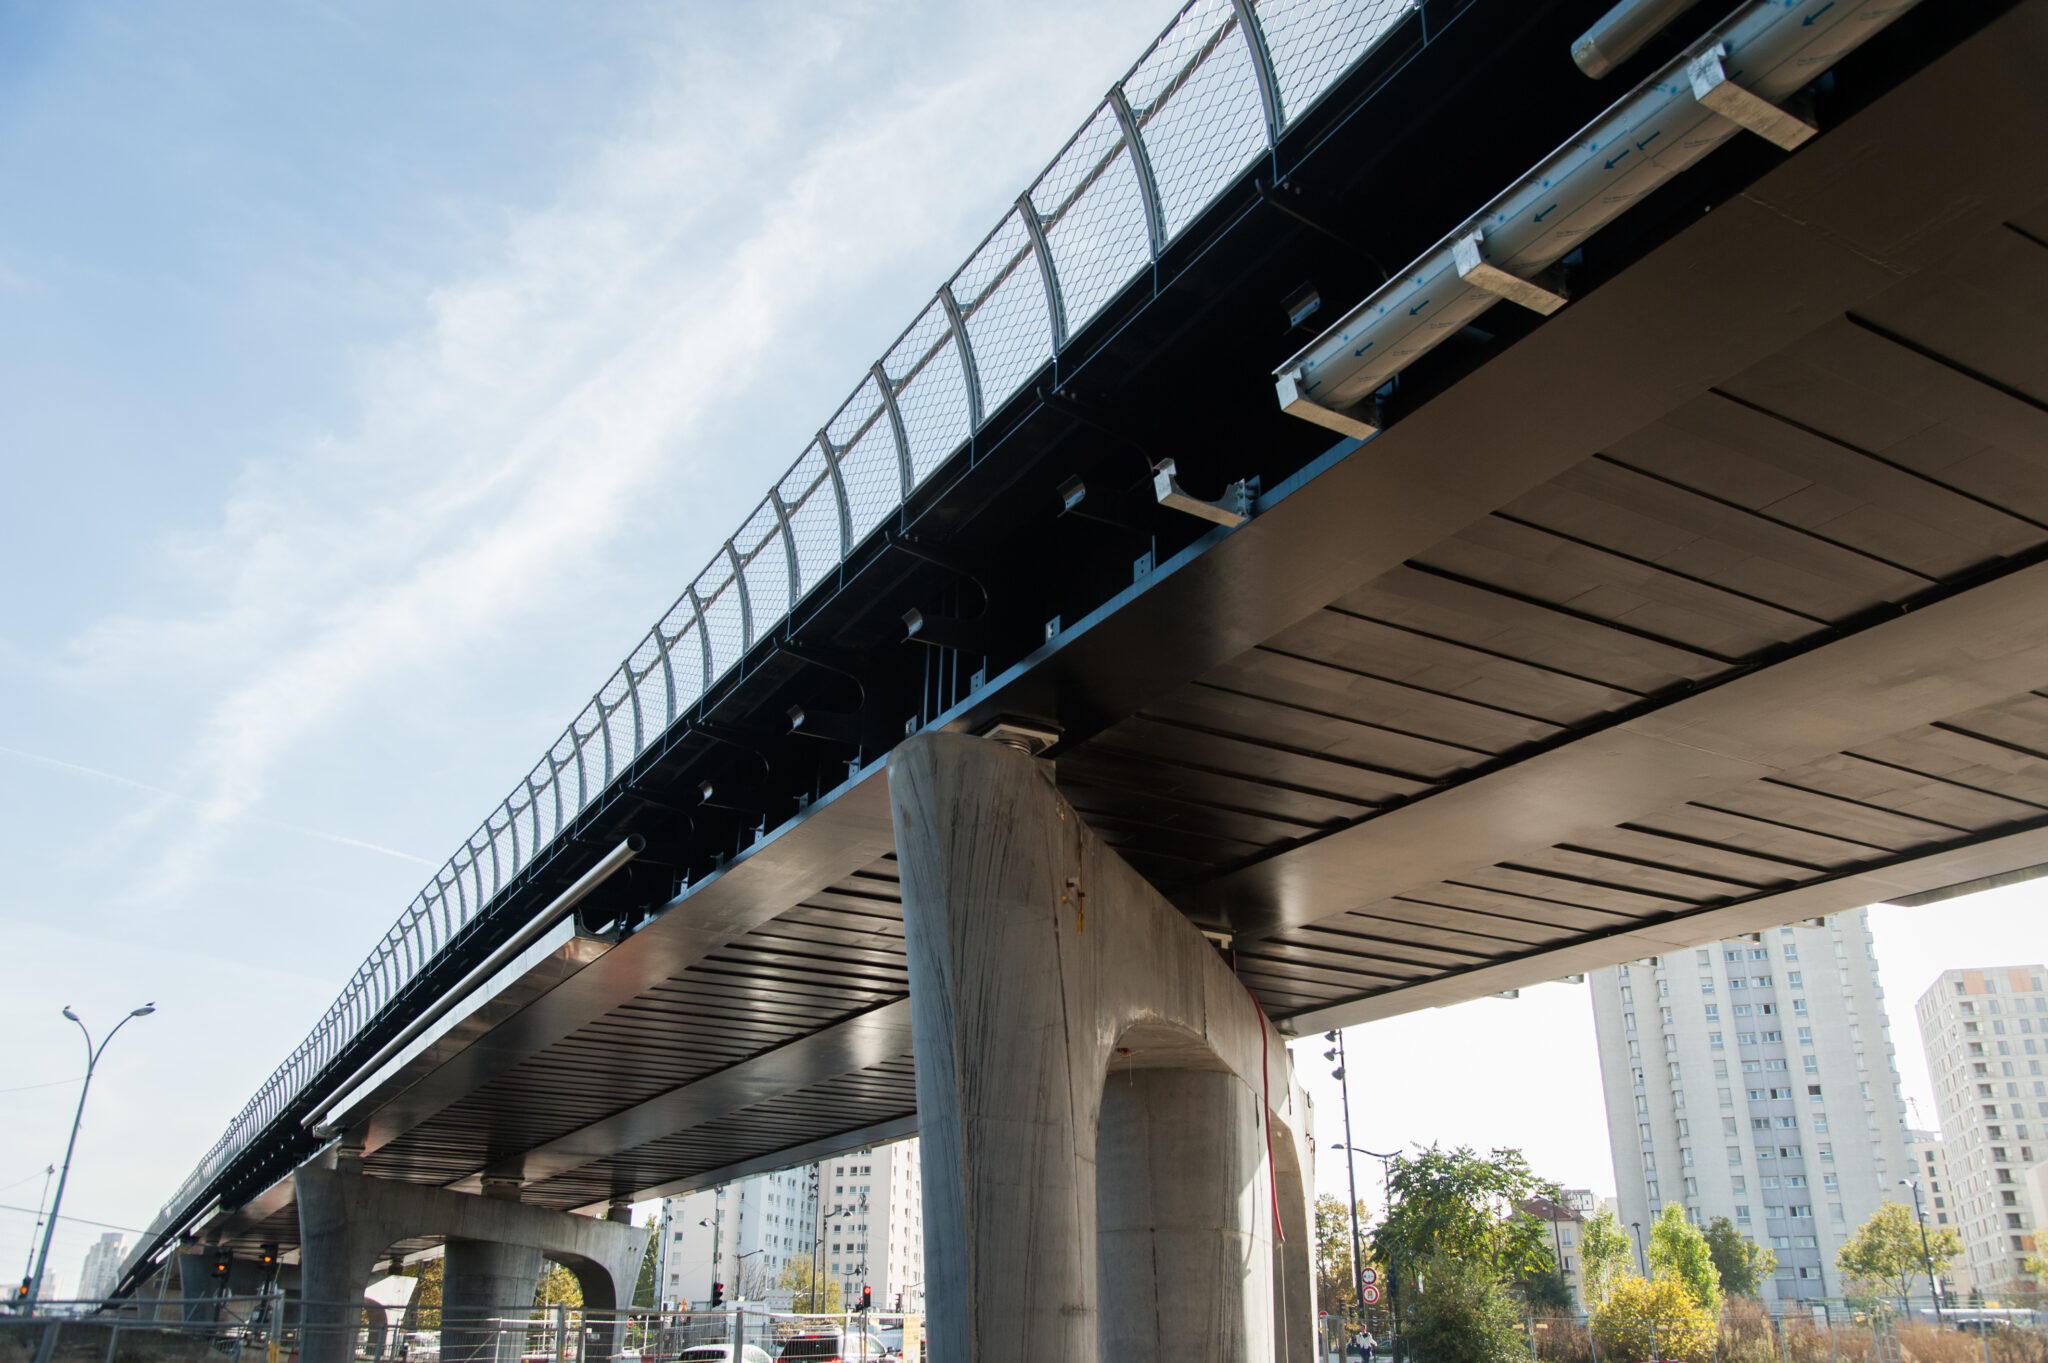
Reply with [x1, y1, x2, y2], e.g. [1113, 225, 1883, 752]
[1591, 910, 1914, 1302]
[655, 1136, 925, 1312]
[819, 1139, 923, 1313]
[658, 1164, 817, 1308]
[1523, 1190, 1597, 1309]
[76, 1233, 124, 1302]
[1914, 964, 2047, 1294]
[1904, 1129, 1974, 1300]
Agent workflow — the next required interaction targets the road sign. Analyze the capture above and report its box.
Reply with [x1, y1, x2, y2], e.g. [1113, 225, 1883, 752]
[1360, 1268, 1378, 1286]
[1361, 1284, 1382, 1305]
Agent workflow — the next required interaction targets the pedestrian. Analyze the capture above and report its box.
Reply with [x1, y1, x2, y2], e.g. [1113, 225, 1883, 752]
[1363, 1330, 1377, 1363]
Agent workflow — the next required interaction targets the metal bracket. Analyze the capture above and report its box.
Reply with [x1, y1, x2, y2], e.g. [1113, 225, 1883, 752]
[902, 607, 994, 653]
[1453, 231, 1568, 315]
[1688, 45, 1815, 151]
[786, 704, 865, 746]
[1152, 458, 1251, 528]
[1274, 371, 1380, 440]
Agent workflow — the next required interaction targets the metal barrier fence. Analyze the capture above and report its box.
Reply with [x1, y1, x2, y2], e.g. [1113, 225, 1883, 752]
[1509, 1300, 2048, 1363]
[4, 1303, 918, 1363]
[138, 0, 1425, 1265]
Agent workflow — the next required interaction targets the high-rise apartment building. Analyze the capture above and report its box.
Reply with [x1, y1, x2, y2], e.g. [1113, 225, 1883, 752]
[659, 1164, 817, 1308]
[1904, 1129, 1973, 1298]
[1914, 965, 2047, 1294]
[656, 1137, 925, 1312]
[76, 1233, 124, 1302]
[1591, 911, 1913, 1302]
[819, 1139, 923, 1313]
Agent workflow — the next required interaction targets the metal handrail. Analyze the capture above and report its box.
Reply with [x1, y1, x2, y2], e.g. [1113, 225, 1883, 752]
[136, 0, 1420, 1266]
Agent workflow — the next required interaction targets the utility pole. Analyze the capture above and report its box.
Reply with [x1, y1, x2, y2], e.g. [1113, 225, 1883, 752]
[16, 1166, 53, 1305]
[1324, 1030, 1368, 1333]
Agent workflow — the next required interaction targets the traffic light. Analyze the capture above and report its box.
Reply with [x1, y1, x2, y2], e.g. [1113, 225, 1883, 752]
[207, 1250, 232, 1281]
[859, 1286, 872, 1312]
[709, 1282, 724, 1308]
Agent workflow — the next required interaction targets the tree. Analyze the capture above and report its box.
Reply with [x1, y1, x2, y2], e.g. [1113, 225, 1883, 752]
[2024, 1249, 2048, 1287]
[633, 1222, 659, 1308]
[1702, 1217, 1775, 1299]
[1836, 1201, 1962, 1302]
[1519, 1261, 1576, 1313]
[1648, 1204, 1721, 1316]
[1370, 1145, 1555, 1300]
[535, 1263, 583, 1308]
[777, 1257, 841, 1314]
[1592, 1275, 1715, 1363]
[1579, 1208, 1634, 1310]
[1316, 1193, 1373, 1320]
[402, 1258, 443, 1329]
[1405, 1253, 1530, 1363]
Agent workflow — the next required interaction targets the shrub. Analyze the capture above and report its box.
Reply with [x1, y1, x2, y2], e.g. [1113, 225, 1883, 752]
[1406, 1253, 1530, 1363]
[1592, 1275, 1715, 1363]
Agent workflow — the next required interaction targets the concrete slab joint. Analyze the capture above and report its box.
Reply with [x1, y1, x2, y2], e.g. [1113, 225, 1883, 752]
[888, 733, 1317, 1363]
[293, 1165, 646, 1363]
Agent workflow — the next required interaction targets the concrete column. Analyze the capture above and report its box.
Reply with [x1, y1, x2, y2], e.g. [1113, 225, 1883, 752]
[1097, 1067, 1271, 1361]
[441, 1239, 543, 1363]
[889, 733, 1314, 1363]
[293, 1165, 646, 1363]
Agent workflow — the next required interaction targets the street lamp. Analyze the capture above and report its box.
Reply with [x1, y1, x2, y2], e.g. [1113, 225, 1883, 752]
[29, 1003, 155, 1305]
[1629, 1220, 1648, 1278]
[1900, 1178, 1945, 1326]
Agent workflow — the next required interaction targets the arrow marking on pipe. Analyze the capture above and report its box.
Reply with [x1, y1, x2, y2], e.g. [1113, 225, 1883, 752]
[1407, 298, 1430, 316]
[1803, 1, 1834, 24]
[1533, 203, 1558, 222]
[1353, 342, 1374, 357]
[1605, 148, 1631, 170]
[1636, 130, 1662, 153]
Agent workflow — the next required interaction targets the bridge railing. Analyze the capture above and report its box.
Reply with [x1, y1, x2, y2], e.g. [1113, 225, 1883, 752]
[139, 0, 1419, 1262]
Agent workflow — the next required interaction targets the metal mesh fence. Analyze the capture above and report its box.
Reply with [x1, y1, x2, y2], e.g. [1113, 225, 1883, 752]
[139, 0, 1428, 1276]
[3, 1303, 920, 1363]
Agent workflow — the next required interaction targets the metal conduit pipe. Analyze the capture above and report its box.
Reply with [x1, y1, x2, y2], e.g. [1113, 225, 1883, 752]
[1572, 0, 1705, 79]
[302, 834, 645, 1133]
[1273, 0, 1920, 437]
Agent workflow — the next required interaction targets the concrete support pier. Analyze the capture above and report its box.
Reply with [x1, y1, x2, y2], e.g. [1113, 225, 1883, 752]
[888, 732, 1316, 1363]
[294, 1164, 645, 1363]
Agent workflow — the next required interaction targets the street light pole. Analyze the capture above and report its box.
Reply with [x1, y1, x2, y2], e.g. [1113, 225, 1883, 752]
[28, 1003, 154, 1306]
[1324, 1030, 1367, 1331]
[1900, 1178, 1944, 1326]
[1629, 1221, 1648, 1278]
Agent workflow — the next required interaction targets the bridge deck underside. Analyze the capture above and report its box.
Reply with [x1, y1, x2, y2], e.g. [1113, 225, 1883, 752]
[196, 0, 2048, 1264]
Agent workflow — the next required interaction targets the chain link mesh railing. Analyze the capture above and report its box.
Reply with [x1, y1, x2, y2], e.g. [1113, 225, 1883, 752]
[137, 0, 1423, 1269]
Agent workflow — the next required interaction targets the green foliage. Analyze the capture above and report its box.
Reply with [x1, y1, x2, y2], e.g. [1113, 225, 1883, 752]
[1648, 1204, 1721, 1316]
[633, 1223, 659, 1308]
[1405, 1253, 1530, 1363]
[1317, 1193, 1374, 1320]
[1836, 1201, 1962, 1301]
[402, 1258, 443, 1328]
[777, 1256, 842, 1314]
[1370, 1145, 1556, 1297]
[534, 1262, 582, 1308]
[1578, 1209, 1634, 1310]
[1520, 1261, 1576, 1313]
[1591, 1274, 1715, 1363]
[1702, 1217, 1774, 1299]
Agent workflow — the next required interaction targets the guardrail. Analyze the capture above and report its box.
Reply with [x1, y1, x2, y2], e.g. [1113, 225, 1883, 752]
[137, 0, 1420, 1266]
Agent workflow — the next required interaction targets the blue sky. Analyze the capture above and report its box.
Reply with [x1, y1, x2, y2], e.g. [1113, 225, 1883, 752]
[2, 0, 2043, 1299]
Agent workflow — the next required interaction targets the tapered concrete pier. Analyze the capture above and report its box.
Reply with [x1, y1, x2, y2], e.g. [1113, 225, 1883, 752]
[889, 732, 1315, 1362]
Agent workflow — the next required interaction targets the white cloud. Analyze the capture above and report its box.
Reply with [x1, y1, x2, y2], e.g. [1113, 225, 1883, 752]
[57, 1, 1164, 918]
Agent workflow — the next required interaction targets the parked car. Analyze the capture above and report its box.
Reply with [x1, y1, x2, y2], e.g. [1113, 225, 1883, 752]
[777, 1332, 892, 1361]
[677, 1346, 774, 1363]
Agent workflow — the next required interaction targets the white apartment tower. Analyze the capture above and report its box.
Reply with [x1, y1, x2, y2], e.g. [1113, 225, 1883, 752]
[820, 1139, 923, 1313]
[657, 1137, 925, 1312]
[1591, 911, 1913, 1302]
[1904, 1129, 1974, 1298]
[76, 1233, 125, 1302]
[660, 1164, 818, 1308]
[1913, 964, 2047, 1294]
